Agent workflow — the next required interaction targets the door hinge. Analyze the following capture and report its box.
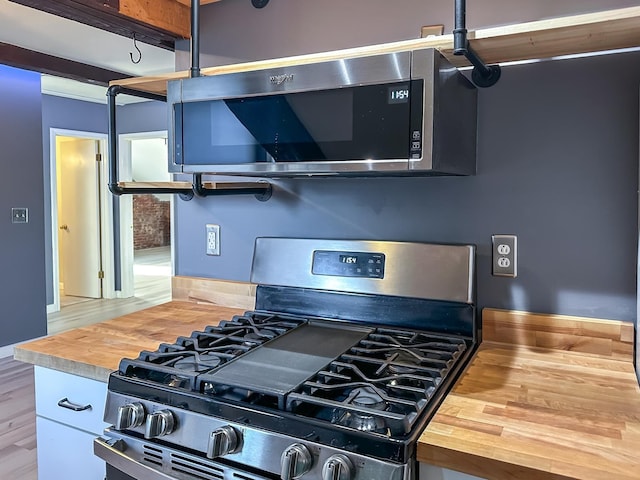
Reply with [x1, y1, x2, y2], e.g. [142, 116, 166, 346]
[96, 153, 102, 162]
[98, 270, 104, 279]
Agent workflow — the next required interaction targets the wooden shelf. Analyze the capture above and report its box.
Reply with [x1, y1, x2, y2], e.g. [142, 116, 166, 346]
[111, 6, 640, 95]
[200, 181, 268, 191]
[117, 181, 192, 190]
[117, 181, 268, 191]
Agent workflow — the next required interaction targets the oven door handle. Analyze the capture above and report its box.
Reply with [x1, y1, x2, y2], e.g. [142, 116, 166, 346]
[94, 436, 176, 480]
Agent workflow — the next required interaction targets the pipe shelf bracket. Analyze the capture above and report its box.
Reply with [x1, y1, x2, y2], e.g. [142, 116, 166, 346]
[453, 0, 501, 88]
[107, 85, 272, 202]
[106, 85, 196, 200]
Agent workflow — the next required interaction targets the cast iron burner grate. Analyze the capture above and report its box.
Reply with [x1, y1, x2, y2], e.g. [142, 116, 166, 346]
[286, 327, 468, 436]
[117, 312, 306, 391]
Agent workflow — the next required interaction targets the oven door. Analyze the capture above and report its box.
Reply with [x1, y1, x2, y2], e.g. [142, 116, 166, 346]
[95, 430, 271, 480]
[95, 437, 174, 480]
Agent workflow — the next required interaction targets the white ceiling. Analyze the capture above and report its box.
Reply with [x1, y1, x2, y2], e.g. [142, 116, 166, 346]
[0, 0, 176, 103]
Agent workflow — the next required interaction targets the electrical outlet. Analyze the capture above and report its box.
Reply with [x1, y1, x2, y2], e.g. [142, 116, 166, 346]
[206, 224, 220, 256]
[492, 234, 517, 277]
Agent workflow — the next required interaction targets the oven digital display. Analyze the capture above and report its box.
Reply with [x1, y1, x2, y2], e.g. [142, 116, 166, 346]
[312, 250, 385, 278]
[339, 255, 358, 264]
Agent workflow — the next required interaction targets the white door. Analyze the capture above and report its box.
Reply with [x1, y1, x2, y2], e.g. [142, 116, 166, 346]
[57, 137, 102, 299]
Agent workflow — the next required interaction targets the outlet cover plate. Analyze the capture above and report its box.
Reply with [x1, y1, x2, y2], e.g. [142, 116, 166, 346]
[492, 234, 517, 277]
[206, 224, 220, 256]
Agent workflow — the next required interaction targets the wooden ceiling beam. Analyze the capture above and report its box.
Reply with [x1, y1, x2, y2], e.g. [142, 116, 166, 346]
[0, 42, 130, 86]
[8, 0, 191, 50]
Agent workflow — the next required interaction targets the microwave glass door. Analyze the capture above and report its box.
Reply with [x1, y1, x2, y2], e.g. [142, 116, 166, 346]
[176, 80, 423, 166]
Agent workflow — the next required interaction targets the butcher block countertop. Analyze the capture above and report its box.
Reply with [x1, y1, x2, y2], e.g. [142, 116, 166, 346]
[13, 297, 640, 480]
[13, 301, 244, 382]
[417, 309, 640, 480]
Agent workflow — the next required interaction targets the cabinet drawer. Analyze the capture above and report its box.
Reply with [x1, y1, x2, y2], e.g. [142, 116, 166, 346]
[34, 366, 108, 435]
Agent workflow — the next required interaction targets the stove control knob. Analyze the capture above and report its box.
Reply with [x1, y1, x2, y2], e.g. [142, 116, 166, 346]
[115, 402, 145, 430]
[322, 454, 354, 480]
[206, 426, 240, 458]
[281, 443, 313, 480]
[144, 410, 175, 439]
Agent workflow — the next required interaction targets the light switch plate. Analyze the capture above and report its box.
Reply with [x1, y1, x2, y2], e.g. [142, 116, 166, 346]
[492, 234, 517, 277]
[11, 207, 28, 224]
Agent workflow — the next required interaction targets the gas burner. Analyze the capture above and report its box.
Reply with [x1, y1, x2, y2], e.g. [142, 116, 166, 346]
[337, 410, 388, 433]
[242, 329, 278, 343]
[334, 387, 388, 433]
[384, 350, 423, 375]
[173, 352, 224, 372]
[349, 386, 386, 410]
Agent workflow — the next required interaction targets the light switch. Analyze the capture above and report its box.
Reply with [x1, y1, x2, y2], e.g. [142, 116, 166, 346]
[11, 208, 28, 224]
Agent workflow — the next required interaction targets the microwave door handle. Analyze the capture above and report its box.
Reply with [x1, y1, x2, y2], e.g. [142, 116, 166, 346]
[94, 437, 175, 480]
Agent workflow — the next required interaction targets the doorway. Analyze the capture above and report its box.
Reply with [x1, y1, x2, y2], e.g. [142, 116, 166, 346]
[117, 131, 173, 301]
[49, 129, 114, 313]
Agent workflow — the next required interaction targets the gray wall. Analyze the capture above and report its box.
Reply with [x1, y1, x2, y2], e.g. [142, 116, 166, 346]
[41, 95, 108, 305]
[172, 0, 639, 322]
[0, 65, 47, 346]
[176, 0, 640, 68]
[41, 96, 167, 305]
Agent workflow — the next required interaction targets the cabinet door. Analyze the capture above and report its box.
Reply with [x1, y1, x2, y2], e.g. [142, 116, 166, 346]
[36, 416, 105, 480]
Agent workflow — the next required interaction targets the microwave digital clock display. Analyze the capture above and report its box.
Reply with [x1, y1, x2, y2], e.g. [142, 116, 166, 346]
[388, 84, 410, 104]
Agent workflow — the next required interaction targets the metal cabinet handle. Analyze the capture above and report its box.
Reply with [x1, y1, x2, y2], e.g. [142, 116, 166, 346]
[57, 397, 92, 412]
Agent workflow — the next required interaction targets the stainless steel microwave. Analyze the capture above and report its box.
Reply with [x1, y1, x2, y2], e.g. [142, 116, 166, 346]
[167, 48, 477, 177]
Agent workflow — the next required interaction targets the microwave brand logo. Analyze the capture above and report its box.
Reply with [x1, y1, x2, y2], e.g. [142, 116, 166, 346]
[270, 73, 294, 85]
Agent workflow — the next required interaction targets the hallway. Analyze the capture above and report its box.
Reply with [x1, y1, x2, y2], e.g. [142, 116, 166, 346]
[49, 246, 171, 335]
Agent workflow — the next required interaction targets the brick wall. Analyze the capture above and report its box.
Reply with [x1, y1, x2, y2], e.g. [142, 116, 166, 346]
[133, 195, 170, 249]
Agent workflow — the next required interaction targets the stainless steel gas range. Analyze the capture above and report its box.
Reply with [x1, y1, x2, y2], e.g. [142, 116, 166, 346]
[94, 238, 478, 480]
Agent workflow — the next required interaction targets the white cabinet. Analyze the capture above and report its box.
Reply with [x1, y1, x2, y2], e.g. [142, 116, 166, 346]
[420, 463, 485, 480]
[34, 367, 108, 480]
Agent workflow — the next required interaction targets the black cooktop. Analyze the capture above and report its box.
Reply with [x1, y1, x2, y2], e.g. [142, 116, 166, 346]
[112, 309, 472, 462]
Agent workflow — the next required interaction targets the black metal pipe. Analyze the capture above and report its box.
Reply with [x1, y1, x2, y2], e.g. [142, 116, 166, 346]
[190, 0, 200, 78]
[106, 85, 194, 198]
[464, 44, 493, 78]
[453, 0, 467, 56]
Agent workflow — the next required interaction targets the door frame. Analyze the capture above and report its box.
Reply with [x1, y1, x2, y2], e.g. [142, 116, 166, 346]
[117, 130, 172, 298]
[49, 128, 114, 313]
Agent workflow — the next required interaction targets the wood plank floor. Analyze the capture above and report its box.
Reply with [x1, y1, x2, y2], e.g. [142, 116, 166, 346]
[0, 356, 37, 480]
[1, 247, 171, 480]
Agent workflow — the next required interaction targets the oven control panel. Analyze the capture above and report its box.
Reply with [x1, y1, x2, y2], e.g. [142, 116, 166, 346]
[312, 250, 385, 279]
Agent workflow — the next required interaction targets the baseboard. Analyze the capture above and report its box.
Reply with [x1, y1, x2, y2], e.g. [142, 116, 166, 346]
[0, 335, 48, 359]
[0, 344, 15, 359]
